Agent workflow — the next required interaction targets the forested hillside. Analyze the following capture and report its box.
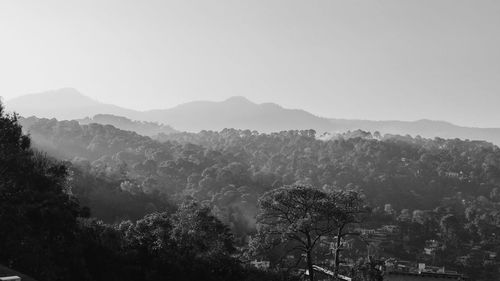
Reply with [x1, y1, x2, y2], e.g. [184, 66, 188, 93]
[21, 116, 500, 209]
[79, 114, 177, 137]
[14, 116, 500, 280]
[1, 107, 276, 281]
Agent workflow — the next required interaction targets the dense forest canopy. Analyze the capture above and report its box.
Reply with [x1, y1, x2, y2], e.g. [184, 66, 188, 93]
[20, 116, 500, 212]
[4, 114, 500, 280]
[1, 108, 275, 281]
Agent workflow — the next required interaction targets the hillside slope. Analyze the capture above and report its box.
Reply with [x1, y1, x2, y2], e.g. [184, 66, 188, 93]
[79, 114, 177, 136]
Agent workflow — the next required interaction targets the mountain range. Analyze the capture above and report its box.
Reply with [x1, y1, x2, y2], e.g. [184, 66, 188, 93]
[7, 88, 500, 145]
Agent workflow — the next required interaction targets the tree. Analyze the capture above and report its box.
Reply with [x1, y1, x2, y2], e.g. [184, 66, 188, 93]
[0, 103, 86, 281]
[170, 200, 241, 281]
[171, 200, 236, 258]
[440, 214, 461, 248]
[253, 185, 365, 281]
[329, 190, 367, 277]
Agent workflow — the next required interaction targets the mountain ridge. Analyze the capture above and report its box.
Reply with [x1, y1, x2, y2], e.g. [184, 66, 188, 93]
[7, 88, 141, 121]
[7, 88, 500, 145]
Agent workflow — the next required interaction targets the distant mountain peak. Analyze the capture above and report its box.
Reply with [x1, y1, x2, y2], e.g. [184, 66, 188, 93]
[34, 87, 84, 96]
[223, 96, 254, 104]
[7, 88, 139, 121]
[12, 88, 98, 104]
[52, 87, 81, 94]
[415, 119, 451, 124]
[260, 102, 282, 109]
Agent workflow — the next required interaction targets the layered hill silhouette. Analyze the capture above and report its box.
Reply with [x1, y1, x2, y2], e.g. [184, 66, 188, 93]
[7, 88, 141, 120]
[142, 96, 334, 132]
[6, 88, 333, 132]
[7, 88, 500, 145]
[328, 119, 500, 146]
[79, 114, 177, 136]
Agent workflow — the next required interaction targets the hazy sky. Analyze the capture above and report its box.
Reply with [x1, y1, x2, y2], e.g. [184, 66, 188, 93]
[1, 0, 500, 127]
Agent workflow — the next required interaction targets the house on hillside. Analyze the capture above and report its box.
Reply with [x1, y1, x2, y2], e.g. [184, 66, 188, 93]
[249, 259, 270, 270]
[0, 265, 31, 281]
[423, 239, 440, 256]
[384, 271, 466, 281]
[0, 277, 21, 281]
[304, 265, 352, 281]
[383, 261, 466, 281]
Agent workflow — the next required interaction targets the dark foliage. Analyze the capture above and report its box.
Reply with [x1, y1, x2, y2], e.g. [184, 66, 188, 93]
[0, 105, 87, 280]
[2, 108, 277, 281]
[13, 117, 500, 280]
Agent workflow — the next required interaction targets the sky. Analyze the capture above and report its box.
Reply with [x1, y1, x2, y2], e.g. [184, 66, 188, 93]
[1, 0, 500, 127]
